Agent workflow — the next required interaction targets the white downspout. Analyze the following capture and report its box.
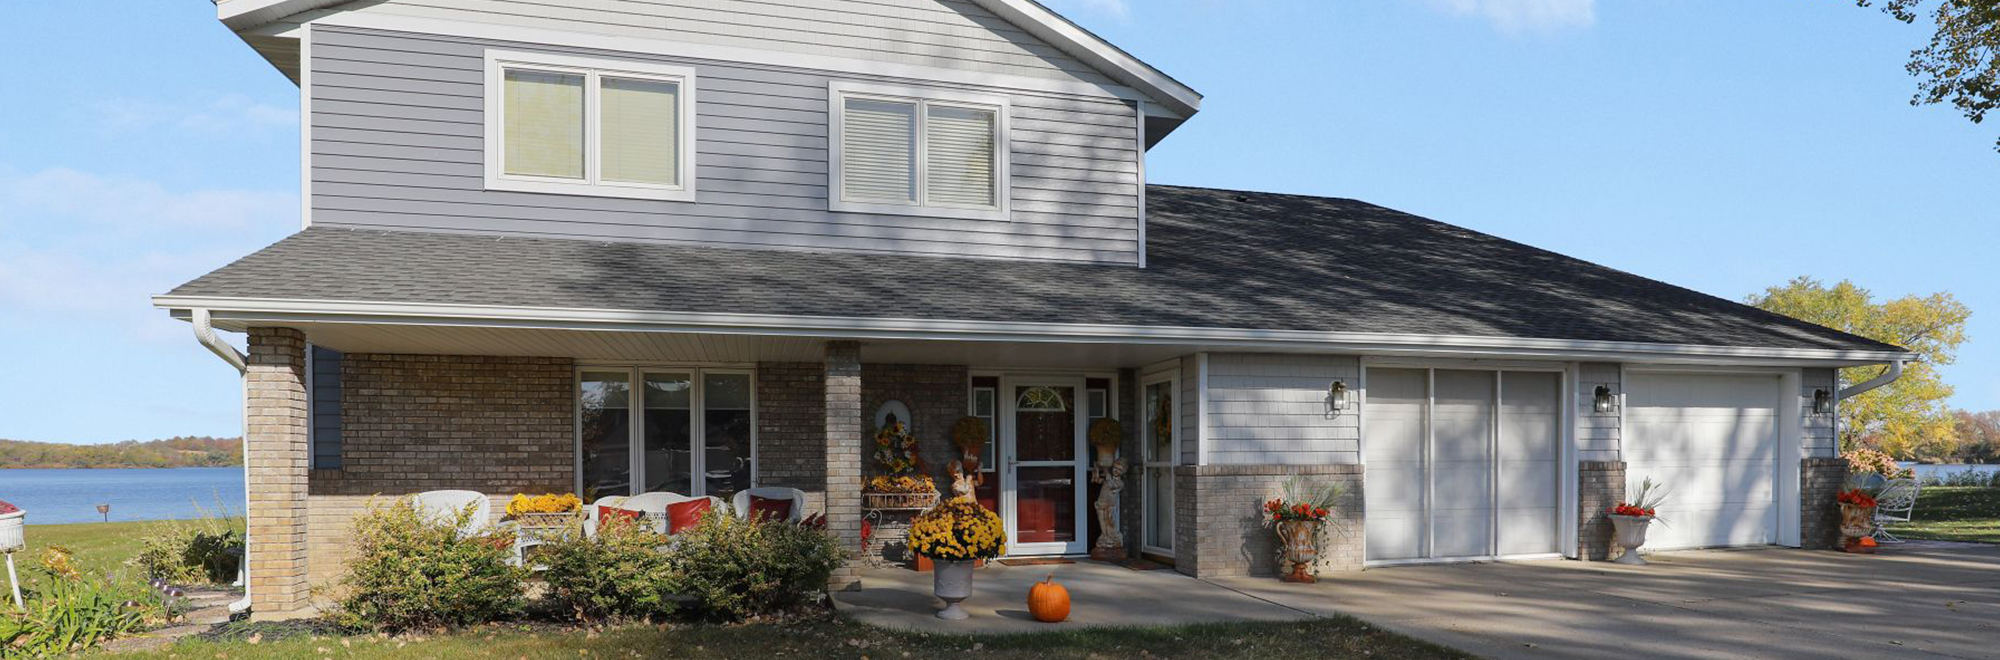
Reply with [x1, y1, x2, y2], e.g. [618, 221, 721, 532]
[192, 309, 255, 615]
[1838, 360, 1904, 401]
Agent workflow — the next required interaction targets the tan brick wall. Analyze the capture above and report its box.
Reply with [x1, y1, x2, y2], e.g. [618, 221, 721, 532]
[824, 342, 863, 588]
[1172, 464, 1364, 578]
[246, 327, 311, 618]
[1800, 457, 1848, 550]
[302, 353, 573, 595]
[1578, 460, 1626, 561]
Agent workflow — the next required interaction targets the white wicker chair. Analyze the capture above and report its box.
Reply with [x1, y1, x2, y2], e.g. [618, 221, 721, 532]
[732, 487, 809, 523]
[409, 490, 490, 538]
[583, 495, 631, 539]
[1872, 478, 1921, 543]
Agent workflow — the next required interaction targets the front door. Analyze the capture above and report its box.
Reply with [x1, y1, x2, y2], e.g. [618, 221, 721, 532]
[1001, 377, 1087, 555]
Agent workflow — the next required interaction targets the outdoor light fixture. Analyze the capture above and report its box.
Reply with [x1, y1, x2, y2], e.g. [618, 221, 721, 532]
[1329, 380, 1350, 412]
[1593, 385, 1616, 413]
[1813, 388, 1833, 414]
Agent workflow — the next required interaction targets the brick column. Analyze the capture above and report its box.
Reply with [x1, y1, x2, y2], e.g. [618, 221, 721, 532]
[244, 327, 311, 618]
[1577, 461, 1626, 561]
[1800, 458, 1848, 550]
[823, 341, 863, 589]
[1173, 464, 1364, 578]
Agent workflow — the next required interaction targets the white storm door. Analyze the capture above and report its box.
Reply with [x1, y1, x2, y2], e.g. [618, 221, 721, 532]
[1000, 376, 1088, 556]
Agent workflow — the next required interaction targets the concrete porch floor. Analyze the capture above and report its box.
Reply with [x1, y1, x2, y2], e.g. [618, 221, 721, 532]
[837, 542, 2000, 659]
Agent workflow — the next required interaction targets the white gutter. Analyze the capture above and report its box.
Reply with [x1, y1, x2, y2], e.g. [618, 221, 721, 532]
[1838, 359, 1905, 400]
[191, 309, 255, 616]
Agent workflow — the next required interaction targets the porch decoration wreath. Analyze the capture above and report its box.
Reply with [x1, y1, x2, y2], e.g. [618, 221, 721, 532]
[874, 420, 923, 476]
[1153, 392, 1173, 444]
[951, 416, 989, 457]
[907, 499, 1007, 561]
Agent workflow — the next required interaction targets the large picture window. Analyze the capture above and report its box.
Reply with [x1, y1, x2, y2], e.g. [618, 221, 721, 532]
[577, 367, 752, 502]
[830, 81, 1009, 221]
[485, 50, 696, 201]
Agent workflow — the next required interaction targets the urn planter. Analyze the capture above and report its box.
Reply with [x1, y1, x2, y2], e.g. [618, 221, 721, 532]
[1838, 503, 1878, 553]
[1607, 514, 1654, 565]
[932, 559, 976, 620]
[1275, 520, 1321, 583]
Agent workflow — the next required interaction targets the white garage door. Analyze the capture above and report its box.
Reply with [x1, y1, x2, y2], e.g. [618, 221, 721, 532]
[1624, 372, 1780, 550]
[1364, 368, 1562, 562]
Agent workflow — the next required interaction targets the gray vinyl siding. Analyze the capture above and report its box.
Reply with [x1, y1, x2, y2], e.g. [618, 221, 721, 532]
[308, 24, 1142, 264]
[1577, 362, 1621, 462]
[344, 0, 1120, 87]
[1202, 354, 1360, 465]
[1802, 367, 1838, 458]
[1180, 356, 1200, 466]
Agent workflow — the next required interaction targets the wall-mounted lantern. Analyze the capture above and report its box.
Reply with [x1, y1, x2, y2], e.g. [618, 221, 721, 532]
[1593, 385, 1617, 414]
[1813, 388, 1833, 414]
[1328, 380, 1350, 413]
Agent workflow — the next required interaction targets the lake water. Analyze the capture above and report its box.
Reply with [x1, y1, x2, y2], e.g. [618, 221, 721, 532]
[0, 467, 244, 524]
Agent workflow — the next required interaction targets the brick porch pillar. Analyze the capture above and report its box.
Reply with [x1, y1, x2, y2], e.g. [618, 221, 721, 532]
[1799, 458, 1848, 550]
[824, 341, 863, 589]
[1577, 461, 1626, 561]
[244, 327, 311, 618]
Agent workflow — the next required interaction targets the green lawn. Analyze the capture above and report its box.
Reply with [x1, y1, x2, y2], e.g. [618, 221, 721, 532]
[95, 615, 1471, 660]
[21, 521, 154, 576]
[1887, 486, 2000, 544]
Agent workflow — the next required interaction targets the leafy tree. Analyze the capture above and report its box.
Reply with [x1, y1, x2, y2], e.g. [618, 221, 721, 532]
[1850, 0, 2000, 151]
[1956, 410, 2000, 462]
[1747, 277, 1970, 456]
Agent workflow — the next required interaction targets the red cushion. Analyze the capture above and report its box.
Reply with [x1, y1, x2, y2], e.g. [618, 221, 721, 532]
[748, 495, 793, 522]
[597, 505, 644, 529]
[666, 498, 712, 535]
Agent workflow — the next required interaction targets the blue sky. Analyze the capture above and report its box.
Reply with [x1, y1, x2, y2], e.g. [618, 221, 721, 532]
[0, 0, 1992, 444]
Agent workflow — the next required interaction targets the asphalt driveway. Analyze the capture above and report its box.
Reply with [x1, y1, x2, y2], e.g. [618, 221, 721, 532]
[1217, 541, 2000, 660]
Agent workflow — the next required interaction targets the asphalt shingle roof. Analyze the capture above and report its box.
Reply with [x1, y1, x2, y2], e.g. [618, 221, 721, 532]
[166, 184, 1901, 353]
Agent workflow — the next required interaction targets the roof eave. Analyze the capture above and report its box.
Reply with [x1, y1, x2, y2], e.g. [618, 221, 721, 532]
[968, 0, 1201, 119]
[153, 294, 1915, 368]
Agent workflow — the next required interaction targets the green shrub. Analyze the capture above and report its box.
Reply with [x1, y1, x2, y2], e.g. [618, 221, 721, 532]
[133, 515, 243, 585]
[334, 499, 527, 632]
[662, 510, 848, 621]
[0, 548, 156, 658]
[539, 515, 680, 622]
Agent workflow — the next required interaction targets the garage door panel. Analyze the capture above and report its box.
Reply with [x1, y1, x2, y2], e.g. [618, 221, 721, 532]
[1497, 507, 1560, 555]
[1366, 464, 1427, 508]
[1365, 509, 1425, 562]
[1625, 372, 1781, 551]
[1498, 460, 1558, 503]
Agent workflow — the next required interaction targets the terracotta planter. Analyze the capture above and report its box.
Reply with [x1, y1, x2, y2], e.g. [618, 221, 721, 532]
[1839, 503, 1877, 553]
[932, 559, 976, 620]
[1275, 519, 1321, 583]
[1607, 514, 1653, 565]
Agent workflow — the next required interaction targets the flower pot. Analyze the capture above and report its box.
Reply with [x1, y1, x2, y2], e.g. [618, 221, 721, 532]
[1275, 519, 1321, 583]
[1607, 514, 1653, 565]
[1838, 503, 1877, 553]
[932, 559, 976, 620]
[0, 510, 23, 553]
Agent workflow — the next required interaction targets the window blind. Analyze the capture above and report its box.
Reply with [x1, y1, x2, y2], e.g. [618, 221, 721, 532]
[600, 77, 679, 186]
[841, 98, 917, 204]
[924, 105, 996, 208]
[502, 69, 585, 179]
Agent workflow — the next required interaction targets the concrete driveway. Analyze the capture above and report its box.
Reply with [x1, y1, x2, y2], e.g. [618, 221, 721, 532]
[1216, 541, 2000, 660]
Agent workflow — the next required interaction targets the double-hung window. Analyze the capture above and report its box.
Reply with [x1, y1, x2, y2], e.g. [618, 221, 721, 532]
[484, 51, 696, 201]
[830, 82, 1009, 221]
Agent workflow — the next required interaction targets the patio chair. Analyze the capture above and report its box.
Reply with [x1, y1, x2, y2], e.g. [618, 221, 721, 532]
[584, 495, 631, 539]
[732, 487, 809, 523]
[410, 490, 491, 538]
[1872, 478, 1921, 543]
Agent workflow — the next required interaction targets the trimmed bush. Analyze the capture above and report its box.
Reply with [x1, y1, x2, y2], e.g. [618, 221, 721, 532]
[335, 499, 526, 632]
[662, 510, 849, 621]
[539, 515, 679, 622]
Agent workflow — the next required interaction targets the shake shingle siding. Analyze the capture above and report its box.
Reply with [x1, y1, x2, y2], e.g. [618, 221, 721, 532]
[307, 24, 1142, 264]
[172, 185, 1902, 355]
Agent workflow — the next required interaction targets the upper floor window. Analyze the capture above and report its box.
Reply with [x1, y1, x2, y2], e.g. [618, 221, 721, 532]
[830, 82, 1010, 221]
[484, 51, 696, 201]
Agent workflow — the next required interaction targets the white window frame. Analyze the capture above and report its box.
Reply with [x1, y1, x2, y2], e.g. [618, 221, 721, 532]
[1138, 368, 1179, 557]
[828, 81, 1011, 221]
[573, 365, 755, 499]
[484, 50, 698, 202]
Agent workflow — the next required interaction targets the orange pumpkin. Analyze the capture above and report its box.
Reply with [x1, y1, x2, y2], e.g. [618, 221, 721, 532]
[1028, 574, 1070, 623]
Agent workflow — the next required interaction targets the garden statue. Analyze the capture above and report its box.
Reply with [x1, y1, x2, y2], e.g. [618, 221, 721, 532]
[947, 461, 979, 501]
[1086, 418, 1126, 560]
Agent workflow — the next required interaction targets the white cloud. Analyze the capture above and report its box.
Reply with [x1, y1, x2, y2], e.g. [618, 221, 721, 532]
[94, 93, 296, 137]
[1425, 0, 1596, 35]
[0, 167, 294, 342]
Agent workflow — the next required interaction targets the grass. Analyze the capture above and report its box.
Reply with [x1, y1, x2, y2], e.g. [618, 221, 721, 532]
[21, 521, 154, 576]
[92, 615, 1472, 660]
[1887, 486, 2000, 544]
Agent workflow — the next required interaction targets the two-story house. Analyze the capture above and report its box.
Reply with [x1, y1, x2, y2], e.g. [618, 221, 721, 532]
[159, 0, 1909, 620]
